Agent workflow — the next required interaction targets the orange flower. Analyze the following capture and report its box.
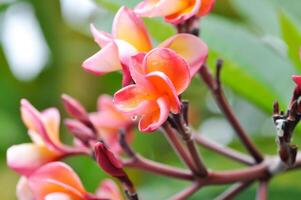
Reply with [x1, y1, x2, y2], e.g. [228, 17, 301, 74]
[82, 7, 207, 84]
[114, 48, 190, 132]
[16, 162, 123, 200]
[90, 95, 134, 155]
[7, 99, 87, 176]
[135, 0, 215, 24]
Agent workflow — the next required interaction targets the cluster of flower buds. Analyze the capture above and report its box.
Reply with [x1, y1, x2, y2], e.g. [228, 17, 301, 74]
[7, 1, 216, 199]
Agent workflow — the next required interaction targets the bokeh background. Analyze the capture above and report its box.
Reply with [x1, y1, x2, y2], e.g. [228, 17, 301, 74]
[1, 0, 301, 199]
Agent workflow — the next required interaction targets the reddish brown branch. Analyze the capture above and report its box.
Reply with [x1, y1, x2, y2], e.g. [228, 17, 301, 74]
[215, 181, 253, 200]
[199, 63, 264, 163]
[123, 156, 194, 181]
[195, 134, 254, 165]
[169, 181, 203, 200]
[162, 122, 199, 175]
[256, 180, 268, 200]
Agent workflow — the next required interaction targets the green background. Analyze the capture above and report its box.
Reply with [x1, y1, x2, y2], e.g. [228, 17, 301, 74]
[1, 0, 301, 199]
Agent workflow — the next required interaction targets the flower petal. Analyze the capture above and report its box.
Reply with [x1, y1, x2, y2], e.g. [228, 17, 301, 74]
[96, 179, 122, 200]
[159, 34, 208, 76]
[28, 162, 87, 200]
[21, 99, 65, 153]
[7, 144, 59, 176]
[112, 6, 152, 52]
[90, 24, 113, 47]
[114, 84, 154, 115]
[16, 177, 34, 200]
[45, 192, 74, 200]
[292, 75, 301, 87]
[165, 0, 201, 24]
[139, 97, 170, 132]
[41, 108, 61, 146]
[135, 0, 189, 18]
[143, 48, 190, 94]
[196, 0, 215, 17]
[82, 42, 122, 75]
[146, 71, 180, 113]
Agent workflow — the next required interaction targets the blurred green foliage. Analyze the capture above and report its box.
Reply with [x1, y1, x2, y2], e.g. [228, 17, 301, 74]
[1, 0, 301, 199]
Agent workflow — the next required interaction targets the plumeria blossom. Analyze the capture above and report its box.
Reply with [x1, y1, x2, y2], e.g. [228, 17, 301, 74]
[114, 48, 190, 132]
[7, 99, 87, 176]
[16, 162, 122, 200]
[90, 95, 134, 155]
[135, 0, 215, 24]
[95, 179, 123, 200]
[82, 6, 207, 85]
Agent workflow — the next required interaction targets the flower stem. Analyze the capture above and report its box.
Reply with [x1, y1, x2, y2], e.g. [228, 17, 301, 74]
[162, 122, 199, 175]
[198, 62, 264, 163]
[215, 181, 253, 200]
[169, 181, 203, 200]
[256, 180, 268, 200]
[123, 156, 194, 181]
[195, 134, 254, 165]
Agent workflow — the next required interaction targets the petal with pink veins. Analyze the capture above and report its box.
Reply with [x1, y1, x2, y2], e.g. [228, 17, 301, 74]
[113, 6, 152, 52]
[159, 34, 208, 76]
[82, 42, 122, 75]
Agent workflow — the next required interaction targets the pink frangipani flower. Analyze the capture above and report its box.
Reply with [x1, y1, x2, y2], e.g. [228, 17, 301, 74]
[90, 95, 134, 155]
[135, 0, 215, 24]
[114, 48, 190, 132]
[7, 99, 87, 176]
[82, 6, 207, 85]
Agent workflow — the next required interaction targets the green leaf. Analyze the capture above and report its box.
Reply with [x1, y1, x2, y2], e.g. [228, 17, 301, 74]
[201, 15, 297, 113]
[231, 0, 280, 36]
[279, 12, 301, 71]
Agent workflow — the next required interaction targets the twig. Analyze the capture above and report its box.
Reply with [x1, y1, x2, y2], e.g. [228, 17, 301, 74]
[170, 103, 208, 177]
[123, 156, 194, 181]
[199, 61, 264, 163]
[215, 181, 253, 200]
[169, 181, 203, 200]
[162, 122, 199, 175]
[195, 135, 254, 165]
[256, 180, 268, 200]
[119, 130, 194, 181]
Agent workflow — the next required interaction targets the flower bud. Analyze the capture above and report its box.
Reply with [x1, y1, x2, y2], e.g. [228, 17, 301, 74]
[64, 119, 95, 143]
[94, 142, 126, 178]
[61, 94, 89, 123]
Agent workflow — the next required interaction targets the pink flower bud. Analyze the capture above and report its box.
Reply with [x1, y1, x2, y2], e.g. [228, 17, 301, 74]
[65, 119, 95, 143]
[94, 142, 127, 178]
[61, 94, 89, 123]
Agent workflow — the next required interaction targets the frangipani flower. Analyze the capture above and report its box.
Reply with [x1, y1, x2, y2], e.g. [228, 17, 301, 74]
[96, 179, 123, 200]
[17, 162, 122, 200]
[7, 99, 87, 176]
[114, 48, 190, 132]
[90, 95, 134, 155]
[135, 0, 215, 24]
[82, 6, 207, 84]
